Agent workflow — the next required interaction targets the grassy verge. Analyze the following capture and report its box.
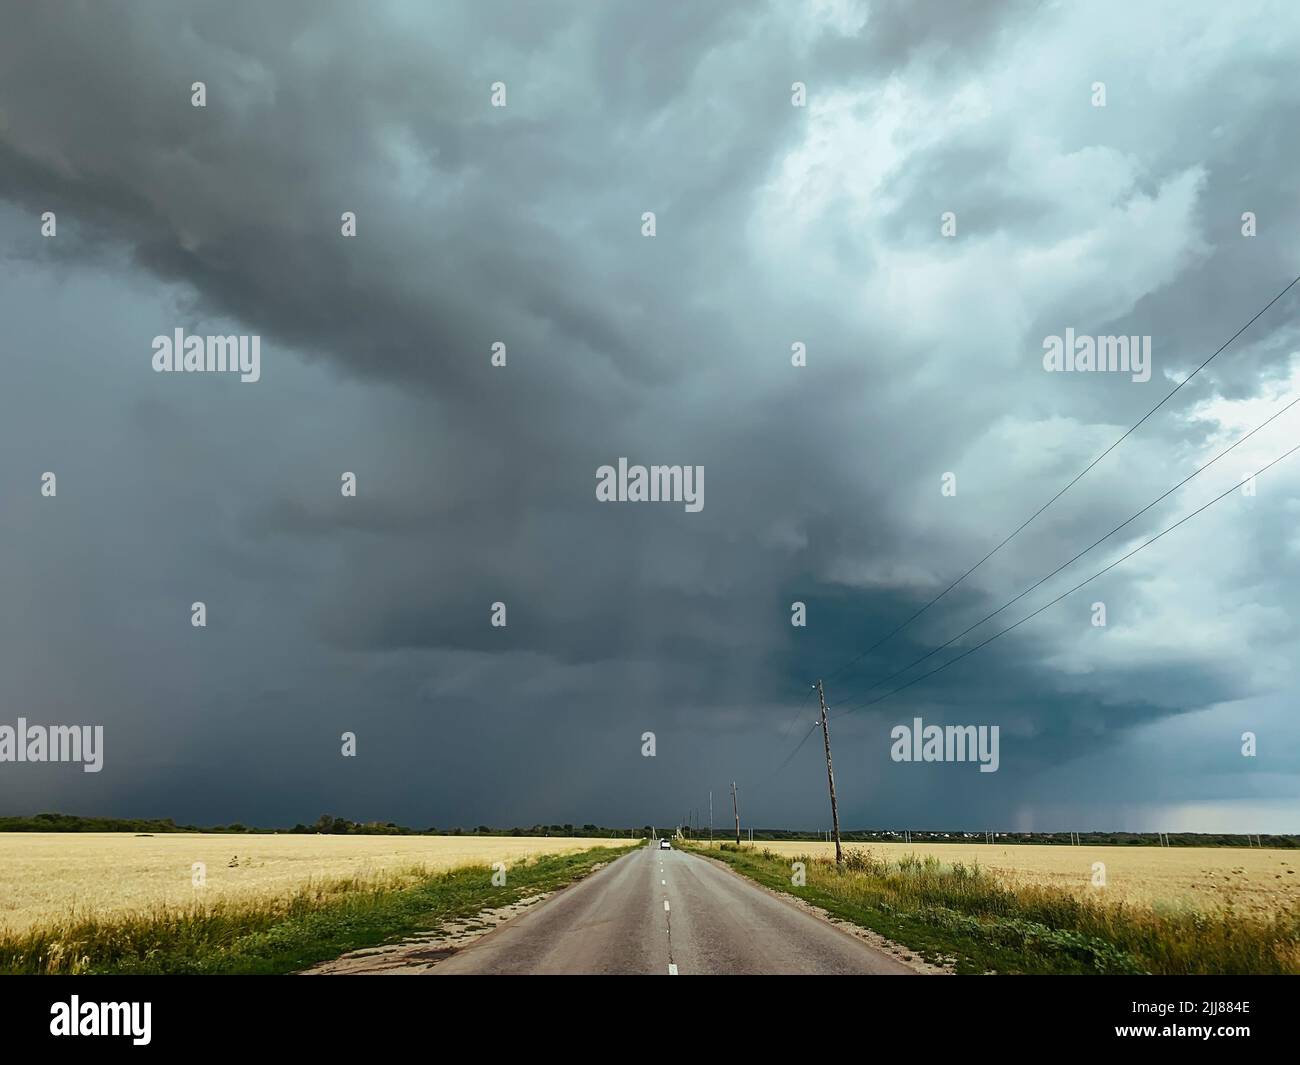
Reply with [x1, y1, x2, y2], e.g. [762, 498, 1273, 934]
[687, 843, 1300, 975]
[0, 844, 635, 974]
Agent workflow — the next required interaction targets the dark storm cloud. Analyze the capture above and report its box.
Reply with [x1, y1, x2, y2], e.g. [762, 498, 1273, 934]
[2, 0, 1299, 830]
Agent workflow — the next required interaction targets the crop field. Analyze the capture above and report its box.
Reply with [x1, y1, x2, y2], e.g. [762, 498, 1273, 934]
[0, 833, 622, 934]
[700, 840, 1299, 915]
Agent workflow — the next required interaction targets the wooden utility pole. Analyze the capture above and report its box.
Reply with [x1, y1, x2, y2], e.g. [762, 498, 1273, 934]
[816, 679, 843, 865]
[731, 781, 741, 845]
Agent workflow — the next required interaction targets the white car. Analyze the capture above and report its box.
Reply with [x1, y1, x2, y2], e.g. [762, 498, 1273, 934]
[659, 839, 671, 850]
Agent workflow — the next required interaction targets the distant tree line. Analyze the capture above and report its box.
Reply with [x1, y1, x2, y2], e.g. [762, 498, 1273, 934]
[2, 813, 1294, 848]
[717, 828, 1300, 849]
[0, 812, 653, 838]
[0, 812, 204, 834]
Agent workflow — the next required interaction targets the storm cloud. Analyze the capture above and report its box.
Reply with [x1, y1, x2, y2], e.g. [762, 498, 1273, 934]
[1, 0, 1298, 831]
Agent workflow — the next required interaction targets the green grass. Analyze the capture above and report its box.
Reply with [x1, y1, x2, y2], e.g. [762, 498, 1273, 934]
[688, 843, 1300, 975]
[0, 844, 634, 974]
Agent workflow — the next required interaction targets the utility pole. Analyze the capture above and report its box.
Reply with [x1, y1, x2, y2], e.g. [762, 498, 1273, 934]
[731, 781, 740, 845]
[709, 791, 713, 841]
[816, 679, 843, 865]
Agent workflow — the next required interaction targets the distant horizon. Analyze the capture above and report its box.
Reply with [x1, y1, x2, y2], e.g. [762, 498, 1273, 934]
[4, 810, 1296, 841]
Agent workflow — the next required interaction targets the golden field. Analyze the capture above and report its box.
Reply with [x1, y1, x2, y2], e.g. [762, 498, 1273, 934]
[697, 840, 1299, 915]
[0, 833, 627, 934]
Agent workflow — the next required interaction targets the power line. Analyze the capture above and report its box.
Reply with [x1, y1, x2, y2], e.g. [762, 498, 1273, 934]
[763, 719, 821, 783]
[820, 274, 1300, 687]
[750, 685, 817, 788]
[830, 439, 1300, 718]
[778, 684, 816, 741]
[774, 281, 1300, 789]
[829, 391, 1300, 710]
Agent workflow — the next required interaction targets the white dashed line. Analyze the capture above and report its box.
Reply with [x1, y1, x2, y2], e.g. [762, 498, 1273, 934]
[661, 879, 665, 885]
[663, 900, 670, 912]
[668, 963, 679, 975]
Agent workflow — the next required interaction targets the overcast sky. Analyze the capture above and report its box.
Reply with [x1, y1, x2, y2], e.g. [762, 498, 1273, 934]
[1, 0, 1298, 832]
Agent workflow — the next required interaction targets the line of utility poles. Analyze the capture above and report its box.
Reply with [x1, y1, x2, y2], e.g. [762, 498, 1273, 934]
[712, 680, 844, 864]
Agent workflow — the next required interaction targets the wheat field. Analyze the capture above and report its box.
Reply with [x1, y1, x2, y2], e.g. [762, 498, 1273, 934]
[700, 840, 1299, 915]
[0, 833, 625, 934]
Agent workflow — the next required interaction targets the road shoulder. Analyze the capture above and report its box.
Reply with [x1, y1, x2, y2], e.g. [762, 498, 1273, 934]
[298, 851, 635, 974]
[682, 848, 951, 975]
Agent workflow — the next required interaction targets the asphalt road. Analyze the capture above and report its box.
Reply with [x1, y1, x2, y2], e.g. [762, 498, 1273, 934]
[432, 844, 916, 975]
